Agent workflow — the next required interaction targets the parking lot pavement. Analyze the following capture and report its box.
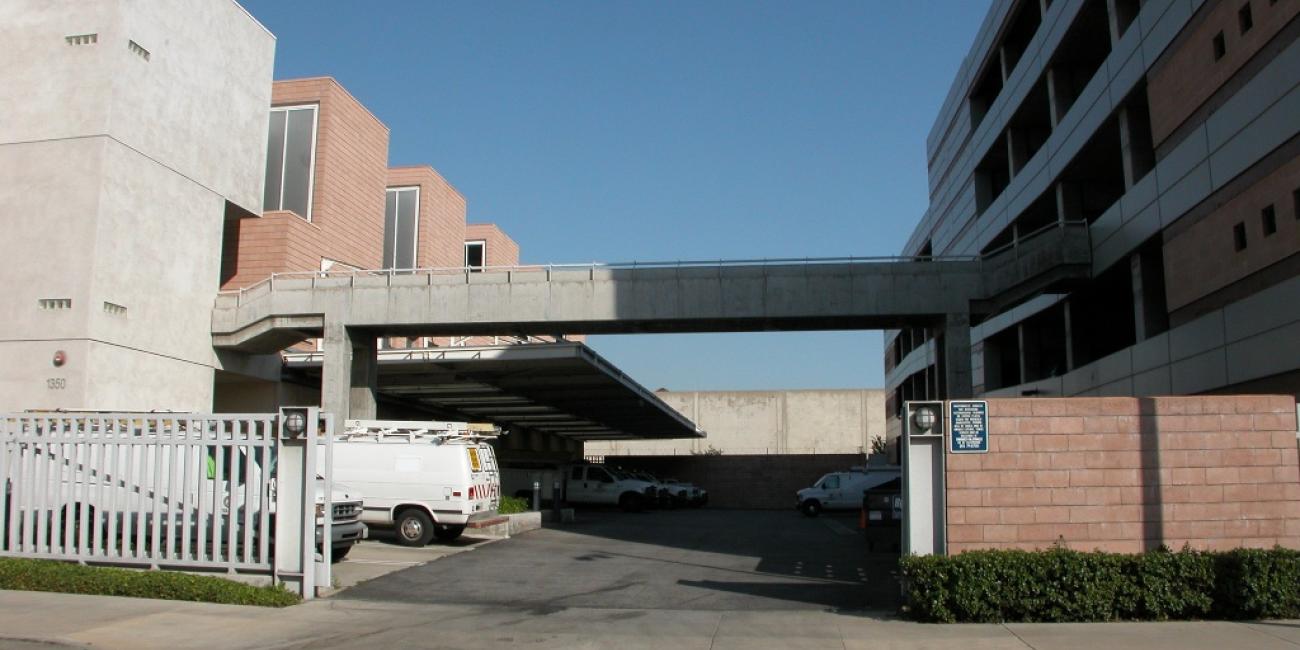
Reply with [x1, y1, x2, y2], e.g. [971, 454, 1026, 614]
[339, 508, 900, 612]
[327, 529, 503, 593]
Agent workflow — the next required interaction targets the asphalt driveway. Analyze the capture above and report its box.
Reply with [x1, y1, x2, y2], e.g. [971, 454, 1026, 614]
[340, 508, 899, 612]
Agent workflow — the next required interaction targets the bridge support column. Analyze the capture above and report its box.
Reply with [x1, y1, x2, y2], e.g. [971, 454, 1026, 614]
[321, 322, 378, 421]
[941, 313, 974, 399]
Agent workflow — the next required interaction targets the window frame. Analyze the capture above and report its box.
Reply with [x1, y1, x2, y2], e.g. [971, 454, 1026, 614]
[265, 103, 319, 221]
[464, 239, 487, 271]
[384, 185, 422, 270]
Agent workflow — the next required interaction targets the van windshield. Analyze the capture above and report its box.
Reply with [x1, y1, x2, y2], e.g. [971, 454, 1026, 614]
[817, 474, 840, 489]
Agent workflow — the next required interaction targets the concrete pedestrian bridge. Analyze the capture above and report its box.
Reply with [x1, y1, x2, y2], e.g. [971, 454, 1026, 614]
[212, 221, 1090, 421]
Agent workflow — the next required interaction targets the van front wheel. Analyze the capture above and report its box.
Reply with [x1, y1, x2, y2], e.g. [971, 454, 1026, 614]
[800, 500, 822, 517]
[394, 509, 433, 546]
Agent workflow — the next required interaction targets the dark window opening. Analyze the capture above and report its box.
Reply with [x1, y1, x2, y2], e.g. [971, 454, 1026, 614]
[1233, 222, 1247, 251]
[969, 64, 1003, 129]
[1213, 31, 1227, 60]
[975, 137, 1012, 214]
[916, 240, 933, 261]
[1238, 3, 1253, 33]
[1007, 78, 1054, 175]
[1021, 304, 1069, 383]
[1293, 188, 1299, 220]
[1111, 0, 1143, 40]
[1000, 0, 1043, 79]
[1261, 205, 1276, 236]
[1046, 0, 1112, 120]
[1068, 262, 1137, 367]
[464, 240, 486, 271]
[983, 326, 1022, 390]
[1056, 114, 1126, 223]
[1121, 85, 1156, 184]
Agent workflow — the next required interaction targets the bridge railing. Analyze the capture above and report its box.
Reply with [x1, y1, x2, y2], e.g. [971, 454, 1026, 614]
[217, 253, 982, 306]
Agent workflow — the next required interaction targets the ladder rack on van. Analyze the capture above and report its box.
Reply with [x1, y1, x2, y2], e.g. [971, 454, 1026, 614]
[341, 419, 500, 443]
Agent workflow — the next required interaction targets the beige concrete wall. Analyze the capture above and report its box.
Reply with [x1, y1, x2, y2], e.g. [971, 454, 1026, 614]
[586, 389, 887, 457]
[0, 0, 275, 412]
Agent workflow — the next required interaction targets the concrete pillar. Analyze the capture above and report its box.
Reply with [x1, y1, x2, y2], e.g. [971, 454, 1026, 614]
[1046, 67, 1071, 127]
[1054, 181, 1083, 223]
[321, 322, 378, 421]
[1117, 104, 1155, 189]
[1130, 251, 1169, 342]
[1105, 0, 1123, 45]
[1063, 300, 1076, 372]
[941, 314, 974, 398]
[998, 46, 1011, 83]
[1017, 323, 1029, 385]
[1007, 129, 1030, 177]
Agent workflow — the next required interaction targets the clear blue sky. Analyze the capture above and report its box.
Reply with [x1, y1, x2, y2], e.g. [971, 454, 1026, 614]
[240, 0, 991, 391]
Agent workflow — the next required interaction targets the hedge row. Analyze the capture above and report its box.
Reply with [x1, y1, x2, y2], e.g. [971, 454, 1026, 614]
[899, 546, 1300, 622]
[497, 495, 529, 515]
[0, 558, 301, 607]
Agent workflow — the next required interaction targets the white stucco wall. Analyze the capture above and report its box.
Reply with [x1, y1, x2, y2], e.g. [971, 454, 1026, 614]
[0, 0, 275, 412]
[585, 389, 887, 457]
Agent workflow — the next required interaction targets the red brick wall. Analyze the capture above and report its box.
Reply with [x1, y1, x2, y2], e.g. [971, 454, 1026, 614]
[271, 78, 389, 270]
[1162, 154, 1300, 315]
[466, 223, 520, 267]
[220, 211, 324, 289]
[946, 396, 1300, 554]
[387, 166, 467, 269]
[1147, 0, 1299, 148]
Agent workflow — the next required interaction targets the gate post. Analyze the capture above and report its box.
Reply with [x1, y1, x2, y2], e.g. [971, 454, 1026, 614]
[902, 401, 947, 556]
[274, 406, 321, 599]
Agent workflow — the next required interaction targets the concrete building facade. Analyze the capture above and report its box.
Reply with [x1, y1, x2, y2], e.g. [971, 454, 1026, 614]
[586, 389, 888, 457]
[0, 0, 274, 412]
[886, 0, 1300, 429]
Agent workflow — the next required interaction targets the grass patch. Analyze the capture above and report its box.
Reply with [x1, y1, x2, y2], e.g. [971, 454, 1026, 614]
[0, 558, 300, 607]
[900, 546, 1300, 622]
[498, 495, 529, 515]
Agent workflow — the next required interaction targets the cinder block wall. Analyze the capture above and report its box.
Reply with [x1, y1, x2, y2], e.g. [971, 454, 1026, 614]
[612, 454, 863, 509]
[947, 396, 1300, 554]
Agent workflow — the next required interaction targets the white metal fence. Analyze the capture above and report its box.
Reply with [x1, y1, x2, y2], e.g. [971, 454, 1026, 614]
[1, 413, 280, 573]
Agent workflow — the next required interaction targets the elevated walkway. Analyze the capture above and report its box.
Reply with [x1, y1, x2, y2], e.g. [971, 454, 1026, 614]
[212, 222, 1091, 420]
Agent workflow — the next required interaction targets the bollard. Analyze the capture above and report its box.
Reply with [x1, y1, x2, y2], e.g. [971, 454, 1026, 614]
[552, 478, 562, 522]
[532, 480, 541, 511]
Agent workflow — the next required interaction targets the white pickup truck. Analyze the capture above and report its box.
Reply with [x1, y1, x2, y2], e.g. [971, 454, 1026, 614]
[564, 464, 659, 512]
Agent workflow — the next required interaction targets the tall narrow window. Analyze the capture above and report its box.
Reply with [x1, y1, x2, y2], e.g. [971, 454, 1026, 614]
[1238, 3, 1253, 33]
[263, 105, 318, 220]
[464, 240, 486, 271]
[383, 186, 420, 269]
[1212, 31, 1227, 60]
[1233, 222, 1247, 251]
[1261, 204, 1276, 236]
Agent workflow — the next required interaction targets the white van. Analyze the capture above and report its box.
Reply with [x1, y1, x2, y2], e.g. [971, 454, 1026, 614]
[333, 420, 501, 546]
[796, 466, 900, 516]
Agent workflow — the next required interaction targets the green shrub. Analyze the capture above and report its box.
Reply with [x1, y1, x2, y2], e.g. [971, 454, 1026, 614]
[900, 546, 1296, 623]
[498, 495, 529, 515]
[1214, 547, 1300, 619]
[0, 558, 300, 607]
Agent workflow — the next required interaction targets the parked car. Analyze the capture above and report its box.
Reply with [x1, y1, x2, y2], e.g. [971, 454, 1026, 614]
[663, 478, 708, 507]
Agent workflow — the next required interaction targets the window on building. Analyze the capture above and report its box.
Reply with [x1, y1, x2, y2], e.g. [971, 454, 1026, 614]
[1261, 204, 1276, 236]
[383, 186, 420, 269]
[1238, 3, 1253, 33]
[263, 105, 318, 220]
[1233, 222, 1247, 251]
[464, 240, 486, 271]
[1212, 31, 1227, 60]
[1293, 187, 1299, 219]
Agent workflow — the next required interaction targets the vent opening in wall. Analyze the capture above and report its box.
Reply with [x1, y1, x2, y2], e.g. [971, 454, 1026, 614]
[39, 298, 72, 310]
[66, 34, 97, 46]
[103, 302, 127, 316]
[128, 40, 150, 61]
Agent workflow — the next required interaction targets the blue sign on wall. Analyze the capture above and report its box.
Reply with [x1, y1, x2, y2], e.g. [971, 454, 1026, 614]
[948, 400, 989, 453]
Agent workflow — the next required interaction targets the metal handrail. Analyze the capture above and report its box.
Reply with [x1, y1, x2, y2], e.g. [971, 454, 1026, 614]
[978, 219, 1089, 260]
[216, 252, 983, 300]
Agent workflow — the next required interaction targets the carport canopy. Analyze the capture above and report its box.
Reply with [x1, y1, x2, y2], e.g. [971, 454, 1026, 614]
[283, 342, 704, 442]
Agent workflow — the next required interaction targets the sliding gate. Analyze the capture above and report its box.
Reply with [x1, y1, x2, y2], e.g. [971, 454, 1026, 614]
[0, 408, 333, 598]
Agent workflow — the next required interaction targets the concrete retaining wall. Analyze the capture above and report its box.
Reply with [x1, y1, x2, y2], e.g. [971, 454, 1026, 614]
[947, 396, 1300, 553]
